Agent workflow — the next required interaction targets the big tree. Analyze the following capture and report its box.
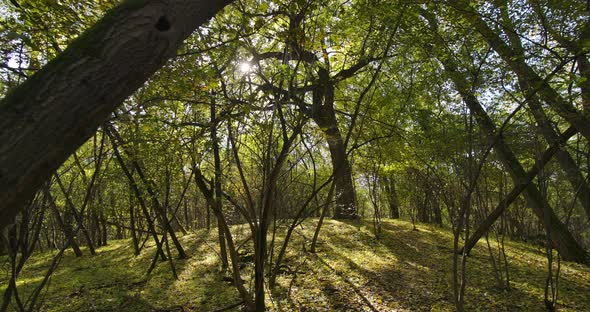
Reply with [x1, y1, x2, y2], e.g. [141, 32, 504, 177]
[0, 0, 233, 232]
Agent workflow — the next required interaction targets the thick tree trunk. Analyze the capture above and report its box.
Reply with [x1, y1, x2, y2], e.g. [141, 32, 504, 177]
[327, 133, 358, 219]
[0, 0, 233, 233]
[455, 73, 587, 263]
[313, 103, 358, 219]
[531, 107, 590, 219]
[253, 226, 267, 311]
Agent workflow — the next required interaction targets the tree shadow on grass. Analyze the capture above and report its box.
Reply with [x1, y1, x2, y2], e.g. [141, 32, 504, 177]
[303, 219, 590, 311]
[313, 253, 381, 312]
[144, 230, 243, 311]
[7, 220, 590, 311]
[8, 229, 245, 312]
[316, 227, 450, 311]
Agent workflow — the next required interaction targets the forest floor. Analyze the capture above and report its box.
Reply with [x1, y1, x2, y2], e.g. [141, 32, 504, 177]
[1, 219, 590, 311]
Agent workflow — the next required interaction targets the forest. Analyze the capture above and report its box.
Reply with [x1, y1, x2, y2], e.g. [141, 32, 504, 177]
[1, 0, 590, 311]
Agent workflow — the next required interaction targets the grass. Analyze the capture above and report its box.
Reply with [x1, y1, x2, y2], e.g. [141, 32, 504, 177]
[1, 219, 590, 311]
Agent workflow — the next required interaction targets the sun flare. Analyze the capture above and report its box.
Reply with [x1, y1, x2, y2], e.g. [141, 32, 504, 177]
[239, 62, 251, 73]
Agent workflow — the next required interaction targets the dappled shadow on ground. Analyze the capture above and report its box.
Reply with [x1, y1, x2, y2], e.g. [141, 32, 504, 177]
[4, 219, 590, 311]
[277, 219, 590, 311]
[0, 229, 244, 312]
[139, 229, 240, 310]
[10, 242, 155, 311]
[313, 254, 380, 312]
[290, 220, 453, 311]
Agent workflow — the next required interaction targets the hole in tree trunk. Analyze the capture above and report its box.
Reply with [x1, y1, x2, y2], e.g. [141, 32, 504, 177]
[155, 16, 171, 32]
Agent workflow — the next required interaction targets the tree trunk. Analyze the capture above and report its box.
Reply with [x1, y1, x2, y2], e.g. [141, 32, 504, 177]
[382, 175, 400, 219]
[0, 236, 5, 256]
[451, 1, 590, 140]
[211, 96, 228, 269]
[327, 133, 357, 219]
[453, 69, 588, 263]
[109, 126, 187, 259]
[129, 192, 140, 256]
[133, 160, 186, 259]
[253, 225, 267, 311]
[192, 166, 254, 309]
[101, 216, 108, 246]
[418, 188, 429, 223]
[0, 0, 234, 233]
[108, 129, 167, 261]
[54, 175, 97, 255]
[447, 59, 588, 263]
[498, 6, 590, 221]
[45, 188, 83, 257]
[311, 182, 336, 253]
[313, 102, 357, 219]
[529, 1, 590, 114]
[432, 195, 442, 226]
[422, 10, 589, 264]
[91, 210, 100, 247]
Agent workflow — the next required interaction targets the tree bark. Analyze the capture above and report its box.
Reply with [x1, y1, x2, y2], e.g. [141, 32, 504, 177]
[451, 67, 588, 263]
[530, 1, 590, 114]
[129, 191, 140, 256]
[0, 0, 233, 233]
[101, 216, 108, 246]
[258, 14, 363, 219]
[449, 64, 588, 263]
[313, 98, 358, 219]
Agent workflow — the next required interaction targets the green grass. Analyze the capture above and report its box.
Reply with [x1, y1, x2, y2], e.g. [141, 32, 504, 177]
[1, 219, 589, 311]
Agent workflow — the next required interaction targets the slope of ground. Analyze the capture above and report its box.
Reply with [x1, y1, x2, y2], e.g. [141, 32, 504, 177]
[1, 219, 589, 311]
